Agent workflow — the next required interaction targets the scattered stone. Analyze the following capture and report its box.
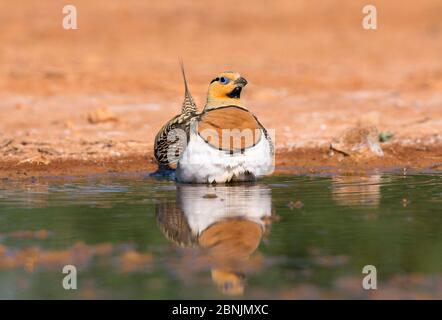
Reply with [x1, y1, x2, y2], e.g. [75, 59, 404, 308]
[103, 141, 116, 148]
[17, 155, 50, 165]
[87, 107, 119, 124]
[0, 139, 13, 149]
[63, 120, 75, 129]
[37, 147, 61, 156]
[44, 69, 65, 79]
[402, 198, 409, 207]
[288, 200, 304, 209]
[331, 125, 384, 158]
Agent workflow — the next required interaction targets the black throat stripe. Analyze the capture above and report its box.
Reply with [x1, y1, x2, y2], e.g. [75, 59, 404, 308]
[226, 86, 242, 99]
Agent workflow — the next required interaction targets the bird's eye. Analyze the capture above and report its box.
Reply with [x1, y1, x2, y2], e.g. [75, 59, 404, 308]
[219, 77, 230, 85]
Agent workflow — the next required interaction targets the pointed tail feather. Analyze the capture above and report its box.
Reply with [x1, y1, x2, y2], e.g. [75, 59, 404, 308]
[179, 60, 197, 115]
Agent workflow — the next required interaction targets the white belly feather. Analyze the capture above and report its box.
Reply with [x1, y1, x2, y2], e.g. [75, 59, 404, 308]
[176, 127, 274, 183]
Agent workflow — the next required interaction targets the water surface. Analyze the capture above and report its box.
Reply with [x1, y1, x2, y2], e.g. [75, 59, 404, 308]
[0, 173, 441, 299]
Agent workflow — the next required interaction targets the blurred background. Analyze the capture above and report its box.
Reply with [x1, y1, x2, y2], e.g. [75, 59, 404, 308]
[2, 0, 442, 94]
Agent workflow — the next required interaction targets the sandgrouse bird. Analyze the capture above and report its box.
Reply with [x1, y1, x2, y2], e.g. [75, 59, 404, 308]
[154, 70, 274, 183]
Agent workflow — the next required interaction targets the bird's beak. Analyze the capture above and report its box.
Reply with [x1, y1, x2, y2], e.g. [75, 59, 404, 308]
[234, 77, 248, 88]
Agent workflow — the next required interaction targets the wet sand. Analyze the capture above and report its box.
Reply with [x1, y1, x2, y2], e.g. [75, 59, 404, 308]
[1, 0, 441, 179]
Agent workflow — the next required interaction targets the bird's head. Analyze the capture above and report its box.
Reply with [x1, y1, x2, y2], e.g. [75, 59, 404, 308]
[205, 71, 248, 110]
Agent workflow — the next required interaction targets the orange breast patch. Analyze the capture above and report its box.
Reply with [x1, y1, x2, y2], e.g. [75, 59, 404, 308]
[198, 107, 262, 152]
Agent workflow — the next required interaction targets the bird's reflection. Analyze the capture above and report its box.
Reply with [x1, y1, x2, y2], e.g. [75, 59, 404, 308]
[156, 184, 273, 296]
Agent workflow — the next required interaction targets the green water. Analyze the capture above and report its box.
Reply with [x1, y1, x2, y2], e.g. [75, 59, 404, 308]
[0, 173, 441, 299]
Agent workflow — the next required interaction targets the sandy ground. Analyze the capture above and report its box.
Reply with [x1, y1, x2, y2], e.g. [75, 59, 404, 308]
[1, 0, 441, 180]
